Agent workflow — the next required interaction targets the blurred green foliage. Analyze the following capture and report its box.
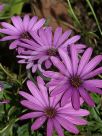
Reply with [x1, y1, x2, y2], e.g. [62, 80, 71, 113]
[0, 0, 28, 19]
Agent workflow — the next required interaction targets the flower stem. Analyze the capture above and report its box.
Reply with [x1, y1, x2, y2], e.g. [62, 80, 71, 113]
[35, 131, 38, 136]
[0, 64, 21, 85]
[86, 0, 102, 36]
[67, 0, 81, 26]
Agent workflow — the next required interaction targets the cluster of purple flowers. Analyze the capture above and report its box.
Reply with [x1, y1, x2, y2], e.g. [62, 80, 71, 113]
[0, 15, 102, 136]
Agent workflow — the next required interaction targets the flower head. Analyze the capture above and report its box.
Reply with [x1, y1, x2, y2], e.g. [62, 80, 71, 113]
[43, 46, 102, 110]
[0, 4, 4, 12]
[17, 27, 85, 73]
[19, 77, 89, 135]
[0, 99, 10, 104]
[0, 15, 45, 49]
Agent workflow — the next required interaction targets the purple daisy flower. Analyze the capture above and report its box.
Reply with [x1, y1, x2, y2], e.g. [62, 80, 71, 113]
[17, 27, 85, 73]
[43, 45, 102, 110]
[0, 99, 10, 104]
[19, 77, 89, 135]
[0, 15, 45, 49]
[0, 4, 4, 12]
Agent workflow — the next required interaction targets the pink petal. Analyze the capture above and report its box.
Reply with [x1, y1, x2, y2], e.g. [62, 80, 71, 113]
[38, 56, 49, 72]
[16, 16, 24, 30]
[26, 63, 33, 69]
[81, 55, 102, 77]
[83, 81, 102, 95]
[9, 40, 20, 49]
[20, 100, 43, 111]
[77, 47, 93, 75]
[59, 114, 87, 125]
[21, 39, 40, 48]
[70, 45, 79, 75]
[18, 59, 26, 64]
[33, 18, 46, 30]
[50, 93, 62, 107]
[30, 31, 44, 46]
[27, 80, 46, 105]
[38, 28, 48, 46]
[51, 56, 68, 76]
[61, 88, 72, 106]
[83, 67, 102, 79]
[47, 79, 65, 87]
[62, 35, 80, 48]
[47, 119, 54, 136]
[0, 4, 4, 11]
[75, 44, 86, 50]
[18, 42, 35, 50]
[84, 80, 102, 88]
[45, 59, 52, 69]
[0, 28, 18, 35]
[58, 108, 90, 116]
[20, 112, 43, 120]
[51, 83, 68, 96]
[53, 119, 64, 136]
[31, 116, 47, 130]
[1, 22, 19, 32]
[53, 27, 62, 47]
[23, 15, 30, 31]
[79, 87, 95, 106]
[11, 16, 23, 32]
[37, 76, 49, 106]
[57, 30, 72, 47]
[58, 49, 72, 74]
[0, 35, 19, 41]
[43, 71, 64, 79]
[45, 27, 52, 46]
[32, 65, 38, 73]
[56, 116, 79, 134]
[28, 16, 38, 30]
[71, 89, 80, 110]
[19, 91, 44, 107]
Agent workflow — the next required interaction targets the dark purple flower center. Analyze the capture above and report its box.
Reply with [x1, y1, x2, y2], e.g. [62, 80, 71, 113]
[21, 32, 31, 39]
[44, 107, 56, 118]
[47, 48, 58, 56]
[70, 76, 82, 88]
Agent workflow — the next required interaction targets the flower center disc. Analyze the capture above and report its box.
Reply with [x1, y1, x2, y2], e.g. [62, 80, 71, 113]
[21, 32, 31, 39]
[45, 107, 56, 118]
[48, 48, 58, 56]
[70, 76, 82, 88]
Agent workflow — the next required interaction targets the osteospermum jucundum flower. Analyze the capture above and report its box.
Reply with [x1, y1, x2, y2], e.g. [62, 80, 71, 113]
[17, 27, 86, 72]
[0, 99, 10, 104]
[0, 15, 45, 50]
[19, 77, 89, 135]
[43, 45, 102, 110]
[0, 4, 4, 12]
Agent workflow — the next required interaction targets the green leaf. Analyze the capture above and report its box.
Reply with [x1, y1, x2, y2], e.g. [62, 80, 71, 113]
[17, 124, 29, 136]
[0, 119, 16, 136]
[10, 2, 24, 15]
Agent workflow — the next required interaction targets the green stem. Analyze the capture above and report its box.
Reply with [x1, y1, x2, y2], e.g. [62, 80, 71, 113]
[86, 0, 102, 35]
[59, 20, 81, 32]
[35, 131, 38, 136]
[0, 64, 21, 85]
[67, 0, 81, 26]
